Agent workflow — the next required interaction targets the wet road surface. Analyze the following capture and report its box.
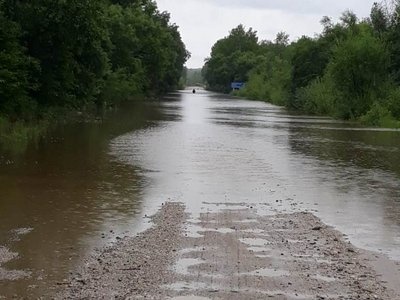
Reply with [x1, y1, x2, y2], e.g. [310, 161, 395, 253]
[1, 89, 400, 297]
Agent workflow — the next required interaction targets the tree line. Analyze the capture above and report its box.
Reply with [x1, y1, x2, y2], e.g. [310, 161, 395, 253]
[203, 1, 400, 127]
[184, 68, 204, 86]
[0, 0, 189, 121]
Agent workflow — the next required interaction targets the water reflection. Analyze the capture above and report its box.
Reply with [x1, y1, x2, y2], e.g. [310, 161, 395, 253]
[111, 90, 400, 261]
[1, 90, 400, 297]
[0, 102, 159, 297]
[287, 120, 400, 249]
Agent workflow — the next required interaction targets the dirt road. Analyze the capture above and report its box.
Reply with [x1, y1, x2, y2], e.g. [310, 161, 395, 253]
[62, 202, 400, 299]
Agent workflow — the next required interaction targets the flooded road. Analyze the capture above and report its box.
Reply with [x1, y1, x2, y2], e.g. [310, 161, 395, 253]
[1, 89, 400, 297]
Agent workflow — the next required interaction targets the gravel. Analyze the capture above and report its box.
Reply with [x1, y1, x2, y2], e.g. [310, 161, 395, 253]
[60, 202, 400, 299]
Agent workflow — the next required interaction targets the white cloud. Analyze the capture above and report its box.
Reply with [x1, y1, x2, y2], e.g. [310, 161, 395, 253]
[156, 0, 376, 68]
[200, 0, 373, 15]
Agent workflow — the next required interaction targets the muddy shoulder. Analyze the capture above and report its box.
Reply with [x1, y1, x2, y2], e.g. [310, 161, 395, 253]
[60, 202, 400, 300]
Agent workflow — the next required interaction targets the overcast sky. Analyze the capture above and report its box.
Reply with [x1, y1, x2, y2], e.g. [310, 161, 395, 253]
[156, 0, 377, 68]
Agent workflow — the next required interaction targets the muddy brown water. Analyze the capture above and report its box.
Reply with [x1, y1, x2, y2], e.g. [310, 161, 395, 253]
[1, 89, 400, 298]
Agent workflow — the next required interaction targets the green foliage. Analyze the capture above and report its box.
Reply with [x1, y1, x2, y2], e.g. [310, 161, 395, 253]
[288, 36, 330, 109]
[386, 2, 400, 84]
[3, 0, 112, 108]
[235, 31, 291, 106]
[296, 76, 337, 115]
[0, 116, 48, 154]
[203, 25, 259, 92]
[204, 2, 400, 128]
[100, 69, 144, 105]
[386, 86, 400, 119]
[0, 0, 188, 124]
[0, 4, 37, 119]
[360, 102, 400, 128]
[370, 2, 389, 36]
[237, 72, 267, 100]
[186, 68, 204, 86]
[241, 53, 291, 106]
[325, 24, 389, 119]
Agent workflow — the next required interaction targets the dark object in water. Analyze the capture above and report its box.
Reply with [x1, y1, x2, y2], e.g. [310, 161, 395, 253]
[192, 89, 196, 94]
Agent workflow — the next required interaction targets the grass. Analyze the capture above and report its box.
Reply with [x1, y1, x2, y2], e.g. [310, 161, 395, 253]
[0, 116, 49, 154]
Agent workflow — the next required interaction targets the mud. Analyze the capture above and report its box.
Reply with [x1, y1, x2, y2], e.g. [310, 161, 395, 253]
[61, 202, 400, 299]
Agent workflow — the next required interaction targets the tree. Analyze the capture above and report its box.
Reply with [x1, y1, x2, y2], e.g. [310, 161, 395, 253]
[3, 0, 110, 108]
[326, 24, 390, 118]
[288, 36, 329, 109]
[340, 10, 358, 28]
[203, 4, 400, 126]
[203, 25, 259, 92]
[387, 1, 400, 83]
[0, 2, 37, 119]
[275, 31, 289, 46]
[0, 0, 188, 120]
[370, 2, 389, 36]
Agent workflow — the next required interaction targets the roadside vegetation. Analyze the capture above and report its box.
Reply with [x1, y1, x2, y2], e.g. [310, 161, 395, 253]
[0, 0, 189, 148]
[202, 1, 400, 127]
[184, 68, 205, 87]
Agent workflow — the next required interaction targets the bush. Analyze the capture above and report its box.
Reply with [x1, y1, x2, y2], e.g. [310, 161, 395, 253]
[0, 116, 48, 154]
[386, 87, 400, 119]
[238, 54, 291, 106]
[238, 72, 269, 100]
[296, 76, 337, 115]
[360, 102, 400, 128]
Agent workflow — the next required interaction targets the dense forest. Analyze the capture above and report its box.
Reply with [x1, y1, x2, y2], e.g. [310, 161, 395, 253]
[203, 1, 400, 127]
[0, 0, 189, 123]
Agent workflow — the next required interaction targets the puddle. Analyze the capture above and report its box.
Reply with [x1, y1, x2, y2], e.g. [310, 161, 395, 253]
[202, 202, 248, 207]
[254, 254, 271, 258]
[234, 287, 313, 299]
[247, 246, 271, 253]
[198, 227, 236, 234]
[269, 217, 287, 221]
[185, 224, 236, 238]
[220, 207, 253, 213]
[185, 223, 205, 238]
[187, 219, 202, 224]
[165, 281, 209, 292]
[243, 237, 272, 253]
[245, 268, 290, 277]
[240, 238, 271, 247]
[170, 297, 211, 300]
[292, 254, 325, 260]
[264, 291, 314, 299]
[311, 274, 337, 282]
[286, 239, 302, 244]
[173, 258, 204, 276]
[242, 229, 266, 234]
[235, 219, 258, 224]
[212, 227, 235, 234]
[316, 259, 333, 265]
[179, 247, 205, 255]
[266, 291, 311, 299]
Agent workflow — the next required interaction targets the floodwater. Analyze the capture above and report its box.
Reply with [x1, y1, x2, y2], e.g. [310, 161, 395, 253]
[1, 89, 400, 297]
